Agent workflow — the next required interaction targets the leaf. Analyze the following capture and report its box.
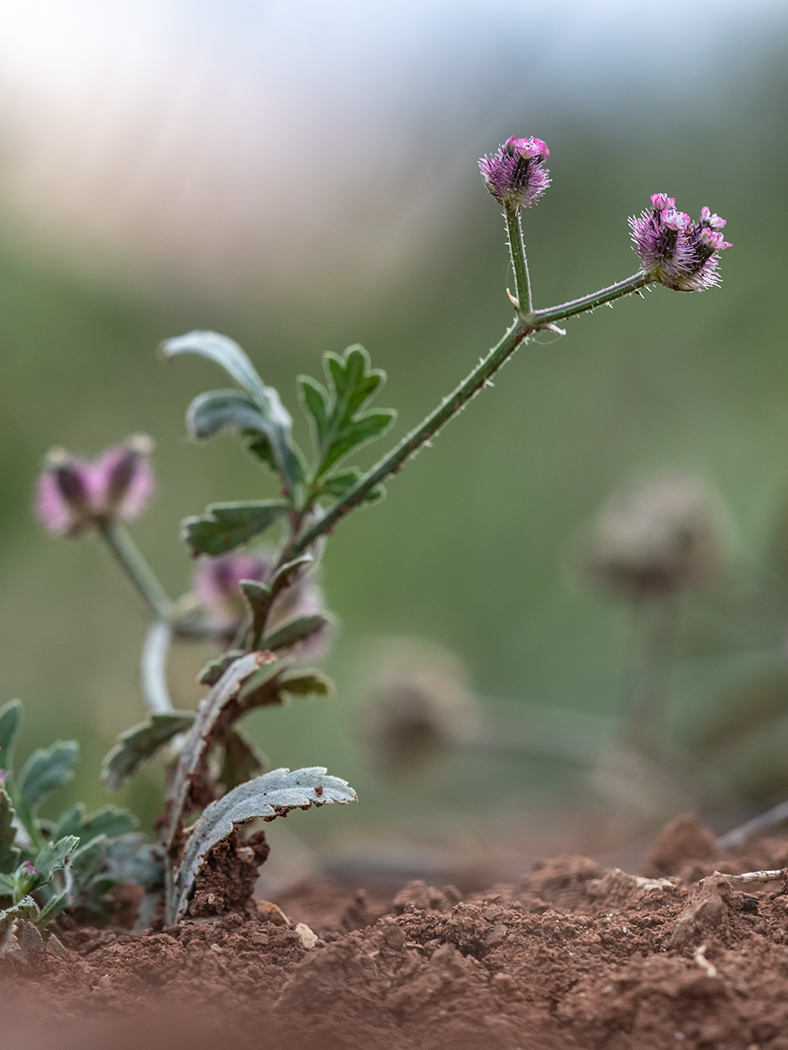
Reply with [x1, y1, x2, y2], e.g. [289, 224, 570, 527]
[240, 554, 314, 645]
[218, 728, 265, 793]
[278, 669, 334, 698]
[33, 835, 79, 884]
[36, 892, 67, 930]
[102, 713, 195, 794]
[0, 873, 14, 896]
[0, 699, 22, 774]
[198, 650, 247, 687]
[171, 766, 356, 921]
[0, 896, 39, 944]
[163, 652, 265, 849]
[161, 331, 303, 498]
[186, 390, 270, 441]
[261, 613, 330, 653]
[245, 435, 276, 471]
[236, 660, 286, 709]
[0, 789, 19, 875]
[53, 803, 138, 847]
[300, 345, 396, 481]
[182, 500, 289, 557]
[161, 331, 269, 405]
[321, 468, 385, 503]
[18, 741, 79, 815]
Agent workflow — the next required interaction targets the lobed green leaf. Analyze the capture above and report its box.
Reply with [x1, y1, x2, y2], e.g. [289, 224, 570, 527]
[0, 790, 19, 875]
[33, 835, 80, 884]
[53, 803, 138, 847]
[186, 390, 270, 441]
[182, 500, 289, 557]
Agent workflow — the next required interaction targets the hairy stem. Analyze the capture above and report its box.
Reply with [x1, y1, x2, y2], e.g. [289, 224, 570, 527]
[285, 271, 659, 560]
[141, 621, 175, 714]
[97, 520, 173, 622]
[505, 206, 532, 315]
[533, 272, 652, 326]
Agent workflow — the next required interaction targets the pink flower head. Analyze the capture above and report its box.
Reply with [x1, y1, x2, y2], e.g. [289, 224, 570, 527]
[21, 861, 39, 876]
[479, 135, 551, 210]
[629, 194, 732, 291]
[36, 434, 155, 536]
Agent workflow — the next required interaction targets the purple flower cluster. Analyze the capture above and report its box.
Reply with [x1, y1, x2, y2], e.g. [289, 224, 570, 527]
[479, 136, 551, 210]
[629, 194, 731, 291]
[36, 435, 155, 536]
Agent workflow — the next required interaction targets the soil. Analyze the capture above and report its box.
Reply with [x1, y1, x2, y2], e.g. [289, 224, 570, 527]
[7, 815, 788, 1050]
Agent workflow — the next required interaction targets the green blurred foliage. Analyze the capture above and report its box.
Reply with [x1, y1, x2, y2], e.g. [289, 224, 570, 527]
[2, 54, 788, 839]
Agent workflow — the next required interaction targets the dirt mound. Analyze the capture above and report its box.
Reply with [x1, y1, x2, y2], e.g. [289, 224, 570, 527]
[5, 816, 788, 1049]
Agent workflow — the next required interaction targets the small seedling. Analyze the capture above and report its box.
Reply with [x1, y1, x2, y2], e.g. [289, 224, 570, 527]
[25, 137, 730, 928]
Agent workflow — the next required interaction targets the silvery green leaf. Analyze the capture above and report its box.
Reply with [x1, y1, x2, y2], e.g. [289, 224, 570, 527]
[236, 660, 286, 708]
[102, 713, 195, 793]
[161, 331, 304, 498]
[0, 789, 19, 875]
[186, 390, 269, 441]
[33, 835, 79, 884]
[261, 613, 330, 653]
[0, 873, 14, 896]
[182, 499, 289, 556]
[36, 892, 67, 930]
[18, 741, 79, 815]
[53, 803, 138, 846]
[171, 766, 356, 921]
[161, 331, 269, 404]
[240, 554, 315, 645]
[163, 652, 264, 850]
[0, 699, 22, 774]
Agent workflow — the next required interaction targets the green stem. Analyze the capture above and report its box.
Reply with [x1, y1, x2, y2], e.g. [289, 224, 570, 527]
[505, 206, 532, 315]
[97, 520, 173, 622]
[292, 317, 531, 556]
[287, 272, 658, 559]
[533, 273, 652, 326]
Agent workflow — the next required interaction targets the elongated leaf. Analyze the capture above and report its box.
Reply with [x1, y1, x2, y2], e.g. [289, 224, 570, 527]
[0, 699, 22, 773]
[18, 741, 79, 815]
[162, 331, 303, 497]
[36, 891, 67, 930]
[237, 660, 286, 708]
[102, 713, 195, 794]
[0, 873, 14, 896]
[278, 669, 334, 698]
[171, 766, 356, 921]
[53, 803, 138, 846]
[182, 499, 289, 557]
[34, 835, 79, 884]
[0, 790, 18, 875]
[198, 649, 247, 687]
[262, 613, 330, 653]
[186, 390, 269, 440]
[161, 331, 269, 404]
[322, 469, 385, 503]
[298, 375, 330, 447]
[164, 652, 264, 849]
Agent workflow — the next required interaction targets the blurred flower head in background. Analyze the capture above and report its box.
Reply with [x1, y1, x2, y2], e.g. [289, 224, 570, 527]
[36, 434, 154, 536]
[630, 194, 732, 291]
[359, 638, 479, 773]
[194, 550, 333, 659]
[574, 473, 730, 602]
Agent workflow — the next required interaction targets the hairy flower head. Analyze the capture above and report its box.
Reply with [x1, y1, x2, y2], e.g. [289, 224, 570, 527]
[36, 434, 155, 536]
[479, 136, 551, 210]
[629, 194, 731, 291]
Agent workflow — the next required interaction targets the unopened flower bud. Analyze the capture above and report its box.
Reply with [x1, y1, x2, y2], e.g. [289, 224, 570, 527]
[479, 136, 551, 210]
[21, 861, 39, 876]
[575, 474, 729, 602]
[629, 194, 732, 291]
[36, 435, 155, 536]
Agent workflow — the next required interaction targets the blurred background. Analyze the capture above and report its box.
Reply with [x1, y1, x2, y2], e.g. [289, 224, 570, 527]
[2, 0, 788, 889]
